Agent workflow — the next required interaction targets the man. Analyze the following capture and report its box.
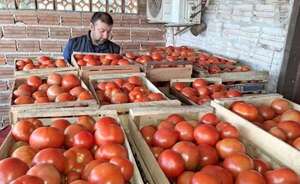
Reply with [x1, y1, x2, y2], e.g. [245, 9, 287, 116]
[63, 12, 120, 63]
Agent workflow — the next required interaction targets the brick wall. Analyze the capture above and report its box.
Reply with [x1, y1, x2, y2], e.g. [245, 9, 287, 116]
[166, 0, 292, 92]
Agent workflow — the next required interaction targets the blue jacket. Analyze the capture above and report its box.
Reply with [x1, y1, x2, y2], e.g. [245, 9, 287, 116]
[63, 31, 121, 63]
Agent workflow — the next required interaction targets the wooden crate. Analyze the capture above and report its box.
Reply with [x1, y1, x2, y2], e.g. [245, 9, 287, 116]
[11, 71, 97, 112]
[128, 105, 296, 184]
[71, 52, 140, 81]
[211, 93, 300, 173]
[14, 57, 76, 77]
[169, 77, 222, 105]
[4, 107, 144, 184]
[137, 60, 193, 82]
[89, 72, 181, 113]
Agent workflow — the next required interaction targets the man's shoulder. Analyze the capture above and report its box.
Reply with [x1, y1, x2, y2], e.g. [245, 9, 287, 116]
[70, 34, 88, 43]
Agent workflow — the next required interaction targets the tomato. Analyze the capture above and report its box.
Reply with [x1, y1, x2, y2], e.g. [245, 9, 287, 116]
[197, 86, 211, 97]
[38, 83, 49, 92]
[262, 120, 277, 131]
[125, 52, 136, 59]
[11, 175, 44, 184]
[177, 171, 195, 184]
[153, 128, 179, 148]
[192, 79, 207, 88]
[9, 141, 28, 155]
[33, 148, 66, 173]
[192, 171, 220, 184]
[76, 116, 95, 132]
[181, 87, 198, 98]
[128, 76, 142, 86]
[200, 113, 220, 125]
[51, 119, 71, 132]
[197, 144, 219, 167]
[235, 170, 266, 184]
[174, 121, 194, 141]
[254, 159, 271, 174]
[148, 93, 164, 101]
[70, 180, 89, 184]
[223, 153, 254, 177]
[14, 96, 34, 105]
[14, 85, 33, 97]
[0, 157, 29, 183]
[231, 102, 259, 121]
[88, 163, 125, 184]
[64, 147, 94, 173]
[95, 143, 128, 161]
[55, 92, 76, 102]
[158, 120, 175, 130]
[64, 124, 85, 147]
[122, 82, 135, 92]
[94, 123, 124, 146]
[174, 83, 187, 91]
[201, 165, 234, 184]
[226, 89, 242, 98]
[216, 121, 231, 132]
[47, 73, 62, 86]
[111, 92, 129, 104]
[12, 120, 35, 142]
[95, 116, 118, 129]
[29, 127, 64, 150]
[258, 106, 276, 120]
[221, 125, 240, 139]
[47, 85, 65, 101]
[167, 114, 185, 124]
[158, 149, 185, 178]
[81, 160, 104, 180]
[271, 98, 291, 114]
[280, 109, 300, 123]
[151, 146, 164, 159]
[62, 74, 81, 90]
[216, 138, 246, 159]
[73, 131, 94, 149]
[269, 127, 287, 141]
[172, 141, 200, 171]
[27, 76, 42, 90]
[110, 157, 133, 181]
[140, 125, 157, 145]
[11, 145, 37, 167]
[277, 121, 300, 140]
[32, 90, 47, 99]
[27, 163, 61, 184]
[194, 124, 220, 146]
[293, 137, 300, 150]
[265, 168, 299, 184]
[70, 86, 86, 97]
[66, 171, 81, 183]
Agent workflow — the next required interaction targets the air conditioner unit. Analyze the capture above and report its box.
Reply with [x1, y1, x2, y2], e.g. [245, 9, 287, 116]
[147, 0, 205, 25]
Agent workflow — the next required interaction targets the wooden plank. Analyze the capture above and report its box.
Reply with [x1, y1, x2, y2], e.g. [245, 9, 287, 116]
[89, 72, 181, 113]
[147, 64, 193, 82]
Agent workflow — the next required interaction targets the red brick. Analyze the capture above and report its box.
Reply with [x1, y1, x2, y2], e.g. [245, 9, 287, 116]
[112, 29, 131, 40]
[0, 12, 14, 24]
[40, 40, 62, 52]
[148, 30, 165, 41]
[82, 12, 93, 26]
[26, 26, 49, 39]
[130, 30, 148, 41]
[14, 12, 38, 25]
[121, 42, 140, 51]
[122, 15, 140, 24]
[0, 40, 16, 52]
[140, 41, 165, 50]
[2, 26, 26, 38]
[49, 27, 71, 39]
[38, 13, 60, 25]
[61, 13, 82, 26]
[0, 67, 14, 79]
[17, 40, 40, 52]
[71, 27, 89, 38]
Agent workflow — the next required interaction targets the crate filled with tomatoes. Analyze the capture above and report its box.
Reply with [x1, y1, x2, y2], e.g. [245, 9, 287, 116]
[128, 105, 300, 184]
[212, 94, 300, 171]
[88, 73, 181, 113]
[170, 78, 244, 105]
[0, 107, 144, 184]
[11, 71, 97, 111]
[15, 56, 76, 76]
[71, 52, 140, 82]
[128, 46, 196, 82]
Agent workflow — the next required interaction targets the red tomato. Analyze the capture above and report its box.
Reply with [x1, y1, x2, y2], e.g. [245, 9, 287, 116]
[192, 79, 207, 88]
[200, 113, 220, 125]
[197, 144, 219, 167]
[70, 86, 86, 97]
[181, 87, 198, 98]
[194, 124, 220, 146]
[61, 74, 81, 90]
[47, 73, 62, 86]
[221, 125, 240, 139]
[29, 127, 64, 150]
[76, 115, 95, 132]
[223, 153, 254, 177]
[262, 120, 278, 131]
[158, 149, 185, 178]
[216, 121, 231, 132]
[172, 141, 200, 171]
[197, 86, 211, 96]
[271, 98, 291, 114]
[277, 121, 300, 140]
[51, 119, 71, 132]
[153, 128, 179, 148]
[216, 138, 246, 159]
[73, 131, 94, 149]
[201, 165, 234, 184]
[12, 120, 35, 142]
[140, 125, 157, 145]
[64, 124, 85, 147]
[14, 96, 34, 105]
[265, 168, 300, 184]
[269, 127, 287, 141]
[11, 145, 37, 167]
[32, 90, 47, 99]
[55, 92, 76, 102]
[231, 102, 259, 121]
[33, 148, 66, 173]
[95, 143, 128, 161]
[128, 76, 142, 86]
[258, 106, 276, 120]
[151, 146, 164, 159]
[177, 171, 195, 184]
[27, 163, 61, 184]
[81, 160, 104, 180]
[64, 147, 94, 173]
[167, 114, 185, 124]
[95, 116, 118, 129]
[293, 137, 300, 150]
[110, 157, 133, 181]
[192, 171, 220, 184]
[148, 93, 164, 101]
[88, 163, 125, 184]
[94, 123, 124, 146]
[280, 109, 300, 123]
[235, 170, 266, 184]
[27, 76, 42, 90]
[174, 121, 194, 141]
[174, 83, 187, 91]
[47, 85, 65, 101]
[111, 92, 129, 104]
[254, 159, 271, 174]
[158, 120, 175, 130]
[10, 175, 44, 184]
[0, 157, 29, 183]
[70, 180, 89, 184]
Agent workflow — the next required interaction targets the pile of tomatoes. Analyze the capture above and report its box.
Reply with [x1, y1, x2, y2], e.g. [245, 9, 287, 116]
[1, 116, 134, 184]
[13, 73, 93, 105]
[173, 78, 242, 105]
[230, 98, 300, 150]
[140, 112, 299, 184]
[74, 54, 130, 67]
[16, 56, 68, 71]
[95, 76, 165, 104]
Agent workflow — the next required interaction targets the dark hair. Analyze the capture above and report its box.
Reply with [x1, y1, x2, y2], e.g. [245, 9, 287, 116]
[91, 12, 113, 25]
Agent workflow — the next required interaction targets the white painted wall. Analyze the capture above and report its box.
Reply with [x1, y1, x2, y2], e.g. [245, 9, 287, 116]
[166, 0, 293, 92]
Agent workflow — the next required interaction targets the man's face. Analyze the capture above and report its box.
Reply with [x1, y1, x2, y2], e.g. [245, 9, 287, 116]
[90, 20, 112, 45]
